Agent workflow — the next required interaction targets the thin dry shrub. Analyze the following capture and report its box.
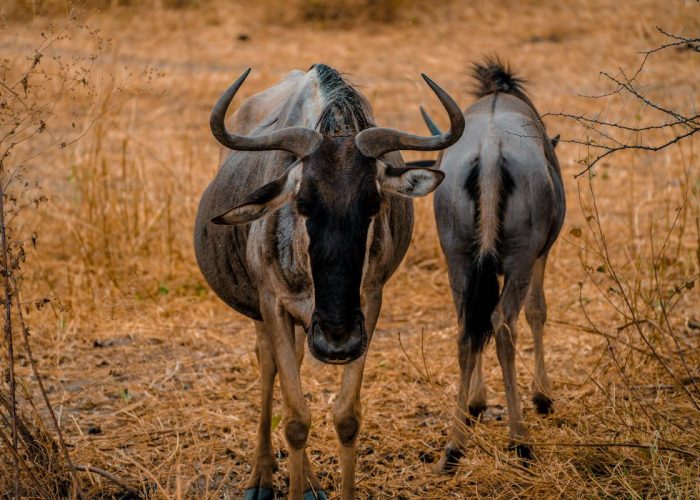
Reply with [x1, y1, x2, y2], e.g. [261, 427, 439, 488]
[0, 6, 157, 497]
[546, 28, 700, 177]
[557, 148, 700, 496]
[0, 388, 72, 498]
[524, 30, 698, 496]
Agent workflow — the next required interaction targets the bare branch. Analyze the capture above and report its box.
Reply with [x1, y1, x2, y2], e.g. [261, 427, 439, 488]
[545, 27, 699, 177]
[74, 465, 143, 498]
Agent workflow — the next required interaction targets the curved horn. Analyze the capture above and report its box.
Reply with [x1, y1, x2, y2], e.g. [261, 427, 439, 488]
[210, 68, 323, 158]
[419, 105, 442, 136]
[355, 74, 464, 158]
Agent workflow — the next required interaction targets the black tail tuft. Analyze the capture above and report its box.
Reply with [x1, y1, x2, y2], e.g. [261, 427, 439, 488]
[471, 56, 528, 98]
[461, 251, 500, 350]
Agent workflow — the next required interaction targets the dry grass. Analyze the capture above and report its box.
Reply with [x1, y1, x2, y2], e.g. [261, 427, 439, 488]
[1, 0, 699, 497]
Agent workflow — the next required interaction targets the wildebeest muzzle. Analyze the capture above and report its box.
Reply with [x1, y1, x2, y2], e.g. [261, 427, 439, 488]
[308, 310, 367, 364]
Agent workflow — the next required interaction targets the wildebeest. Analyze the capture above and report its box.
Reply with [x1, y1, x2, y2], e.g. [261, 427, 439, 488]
[194, 64, 464, 499]
[419, 58, 565, 465]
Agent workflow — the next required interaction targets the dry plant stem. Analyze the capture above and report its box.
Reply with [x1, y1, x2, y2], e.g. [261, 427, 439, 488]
[15, 289, 84, 499]
[74, 464, 142, 498]
[580, 349, 646, 436]
[0, 9, 156, 496]
[584, 176, 700, 412]
[0, 172, 19, 500]
[552, 318, 669, 361]
[120, 450, 172, 500]
[398, 331, 510, 460]
[0, 425, 52, 499]
[648, 207, 700, 397]
[579, 225, 683, 433]
[544, 28, 700, 177]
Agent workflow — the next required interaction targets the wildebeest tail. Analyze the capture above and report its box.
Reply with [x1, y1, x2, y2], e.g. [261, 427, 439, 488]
[460, 155, 514, 350]
[461, 251, 500, 350]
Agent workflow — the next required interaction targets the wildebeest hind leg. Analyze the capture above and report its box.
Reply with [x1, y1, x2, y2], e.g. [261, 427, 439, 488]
[493, 272, 533, 460]
[525, 255, 553, 414]
[468, 351, 487, 418]
[436, 332, 480, 474]
[244, 321, 278, 500]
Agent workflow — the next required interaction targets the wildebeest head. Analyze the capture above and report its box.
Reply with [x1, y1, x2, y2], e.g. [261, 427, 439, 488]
[209, 68, 465, 364]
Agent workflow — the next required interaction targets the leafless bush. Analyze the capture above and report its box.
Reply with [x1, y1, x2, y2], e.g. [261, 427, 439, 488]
[547, 28, 699, 177]
[0, 6, 155, 498]
[552, 26, 700, 475]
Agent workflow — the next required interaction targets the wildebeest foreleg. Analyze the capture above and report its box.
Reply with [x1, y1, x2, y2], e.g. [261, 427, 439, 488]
[333, 360, 364, 500]
[244, 321, 278, 500]
[525, 254, 553, 414]
[293, 326, 326, 498]
[262, 306, 310, 499]
[493, 273, 533, 459]
[332, 294, 381, 500]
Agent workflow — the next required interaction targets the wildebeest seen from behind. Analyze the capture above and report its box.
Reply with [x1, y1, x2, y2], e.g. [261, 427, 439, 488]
[194, 64, 464, 499]
[420, 58, 565, 465]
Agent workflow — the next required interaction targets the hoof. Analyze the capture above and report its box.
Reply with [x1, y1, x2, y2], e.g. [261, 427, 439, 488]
[244, 487, 274, 500]
[435, 446, 463, 475]
[303, 489, 328, 500]
[532, 393, 554, 415]
[468, 404, 487, 420]
[509, 442, 535, 462]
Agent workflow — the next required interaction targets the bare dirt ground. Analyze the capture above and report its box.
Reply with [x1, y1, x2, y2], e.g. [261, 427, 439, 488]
[1, 0, 699, 498]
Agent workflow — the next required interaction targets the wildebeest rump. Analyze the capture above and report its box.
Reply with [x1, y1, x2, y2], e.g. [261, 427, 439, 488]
[194, 64, 464, 499]
[421, 58, 565, 466]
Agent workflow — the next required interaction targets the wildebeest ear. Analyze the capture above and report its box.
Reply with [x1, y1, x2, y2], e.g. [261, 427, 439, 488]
[210, 163, 302, 225]
[380, 166, 445, 197]
[404, 160, 437, 168]
[551, 134, 560, 149]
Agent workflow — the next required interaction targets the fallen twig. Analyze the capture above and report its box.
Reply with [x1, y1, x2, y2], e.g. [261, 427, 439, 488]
[74, 465, 143, 498]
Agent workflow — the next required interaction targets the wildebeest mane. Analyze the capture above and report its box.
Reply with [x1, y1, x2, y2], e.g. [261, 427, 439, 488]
[471, 56, 527, 98]
[313, 63, 373, 135]
[470, 57, 540, 116]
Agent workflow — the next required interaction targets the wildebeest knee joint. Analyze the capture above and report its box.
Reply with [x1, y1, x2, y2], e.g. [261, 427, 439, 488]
[491, 310, 503, 330]
[525, 306, 546, 328]
[285, 419, 309, 449]
[335, 416, 360, 445]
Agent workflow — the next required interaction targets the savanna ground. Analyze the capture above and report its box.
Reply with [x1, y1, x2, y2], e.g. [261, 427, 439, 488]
[1, 0, 699, 498]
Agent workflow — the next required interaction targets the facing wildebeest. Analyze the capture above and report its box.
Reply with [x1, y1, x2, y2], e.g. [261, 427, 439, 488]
[194, 64, 464, 499]
[420, 58, 565, 465]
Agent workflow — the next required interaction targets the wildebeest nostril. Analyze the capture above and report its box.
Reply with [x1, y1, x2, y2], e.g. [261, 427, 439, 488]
[313, 311, 362, 341]
[308, 311, 367, 364]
